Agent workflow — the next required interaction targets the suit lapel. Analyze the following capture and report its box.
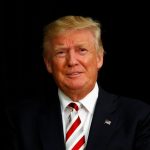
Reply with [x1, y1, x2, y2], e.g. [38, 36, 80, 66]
[86, 88, 118, 150]
[38, 95, 65, 150]
[37, 86, 119, 150]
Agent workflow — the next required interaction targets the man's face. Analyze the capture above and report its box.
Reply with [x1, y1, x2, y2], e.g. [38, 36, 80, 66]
[44, 29, 103, 99]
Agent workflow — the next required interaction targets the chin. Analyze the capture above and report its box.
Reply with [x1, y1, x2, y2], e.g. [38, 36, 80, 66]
[66, 82, 85, 90]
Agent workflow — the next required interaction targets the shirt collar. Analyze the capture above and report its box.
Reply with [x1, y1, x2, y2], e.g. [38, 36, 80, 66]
[58, 82, 99, 114]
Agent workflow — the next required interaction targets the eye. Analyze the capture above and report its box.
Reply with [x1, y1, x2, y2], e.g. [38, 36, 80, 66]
[79, 48, 88, 55]
[56, 51, 66, 57]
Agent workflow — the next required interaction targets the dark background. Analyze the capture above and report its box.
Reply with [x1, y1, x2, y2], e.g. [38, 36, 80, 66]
[3, 1, 150, 106]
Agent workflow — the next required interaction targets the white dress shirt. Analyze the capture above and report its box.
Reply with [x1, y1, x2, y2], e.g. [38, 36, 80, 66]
[58, 82, 99, 143]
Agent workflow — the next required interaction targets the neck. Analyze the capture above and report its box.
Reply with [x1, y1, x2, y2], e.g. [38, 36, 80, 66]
[61, 84, 96, 101]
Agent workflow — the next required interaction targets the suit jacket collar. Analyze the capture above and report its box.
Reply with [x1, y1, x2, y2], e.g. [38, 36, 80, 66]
[38, 86, 118, 150]
[38, 93, 66, 150]
[86, 87, 118, 150]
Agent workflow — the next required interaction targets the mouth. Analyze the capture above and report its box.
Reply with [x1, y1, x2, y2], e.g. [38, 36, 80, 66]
[66, 72, 82, 78]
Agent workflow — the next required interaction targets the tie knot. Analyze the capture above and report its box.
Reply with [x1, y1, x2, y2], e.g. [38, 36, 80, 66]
[68, 102, 79, 111]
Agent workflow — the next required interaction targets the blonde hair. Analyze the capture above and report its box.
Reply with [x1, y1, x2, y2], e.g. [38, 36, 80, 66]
[43, 15, 104, 57]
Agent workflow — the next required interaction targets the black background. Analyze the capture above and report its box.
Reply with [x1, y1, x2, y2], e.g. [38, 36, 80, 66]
[3, 1, 150, 106]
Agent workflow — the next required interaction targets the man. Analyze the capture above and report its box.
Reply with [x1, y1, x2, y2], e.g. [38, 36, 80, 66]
[5, 16, 150, 150]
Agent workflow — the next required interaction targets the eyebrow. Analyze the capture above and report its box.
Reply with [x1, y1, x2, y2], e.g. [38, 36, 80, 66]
[53, 42, 88, 50]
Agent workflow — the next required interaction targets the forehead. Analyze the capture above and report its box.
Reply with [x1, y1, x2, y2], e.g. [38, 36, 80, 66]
[51, 29, 95, 47]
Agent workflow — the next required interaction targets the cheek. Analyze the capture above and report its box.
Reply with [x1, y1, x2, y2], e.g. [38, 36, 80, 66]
[83, 59, 97, 74]
[86, 58, 100, 74]
[51, 60, 65, 74]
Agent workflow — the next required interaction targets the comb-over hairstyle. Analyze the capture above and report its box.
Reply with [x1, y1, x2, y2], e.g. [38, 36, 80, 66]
[43, 15, 104, 57]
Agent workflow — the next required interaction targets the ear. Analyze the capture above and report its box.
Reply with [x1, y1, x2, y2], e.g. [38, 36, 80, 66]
[44, 57, 53, 74]
[97, 49, 104, 69]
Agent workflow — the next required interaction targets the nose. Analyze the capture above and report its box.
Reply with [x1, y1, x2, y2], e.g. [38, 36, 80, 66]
[67, 50, 78, 67]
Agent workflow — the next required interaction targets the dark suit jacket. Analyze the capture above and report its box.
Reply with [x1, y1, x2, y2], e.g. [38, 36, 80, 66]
[4, 87, 150, 150]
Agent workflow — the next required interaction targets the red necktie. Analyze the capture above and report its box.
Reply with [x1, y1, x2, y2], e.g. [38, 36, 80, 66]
[66, 103, 85, 150]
